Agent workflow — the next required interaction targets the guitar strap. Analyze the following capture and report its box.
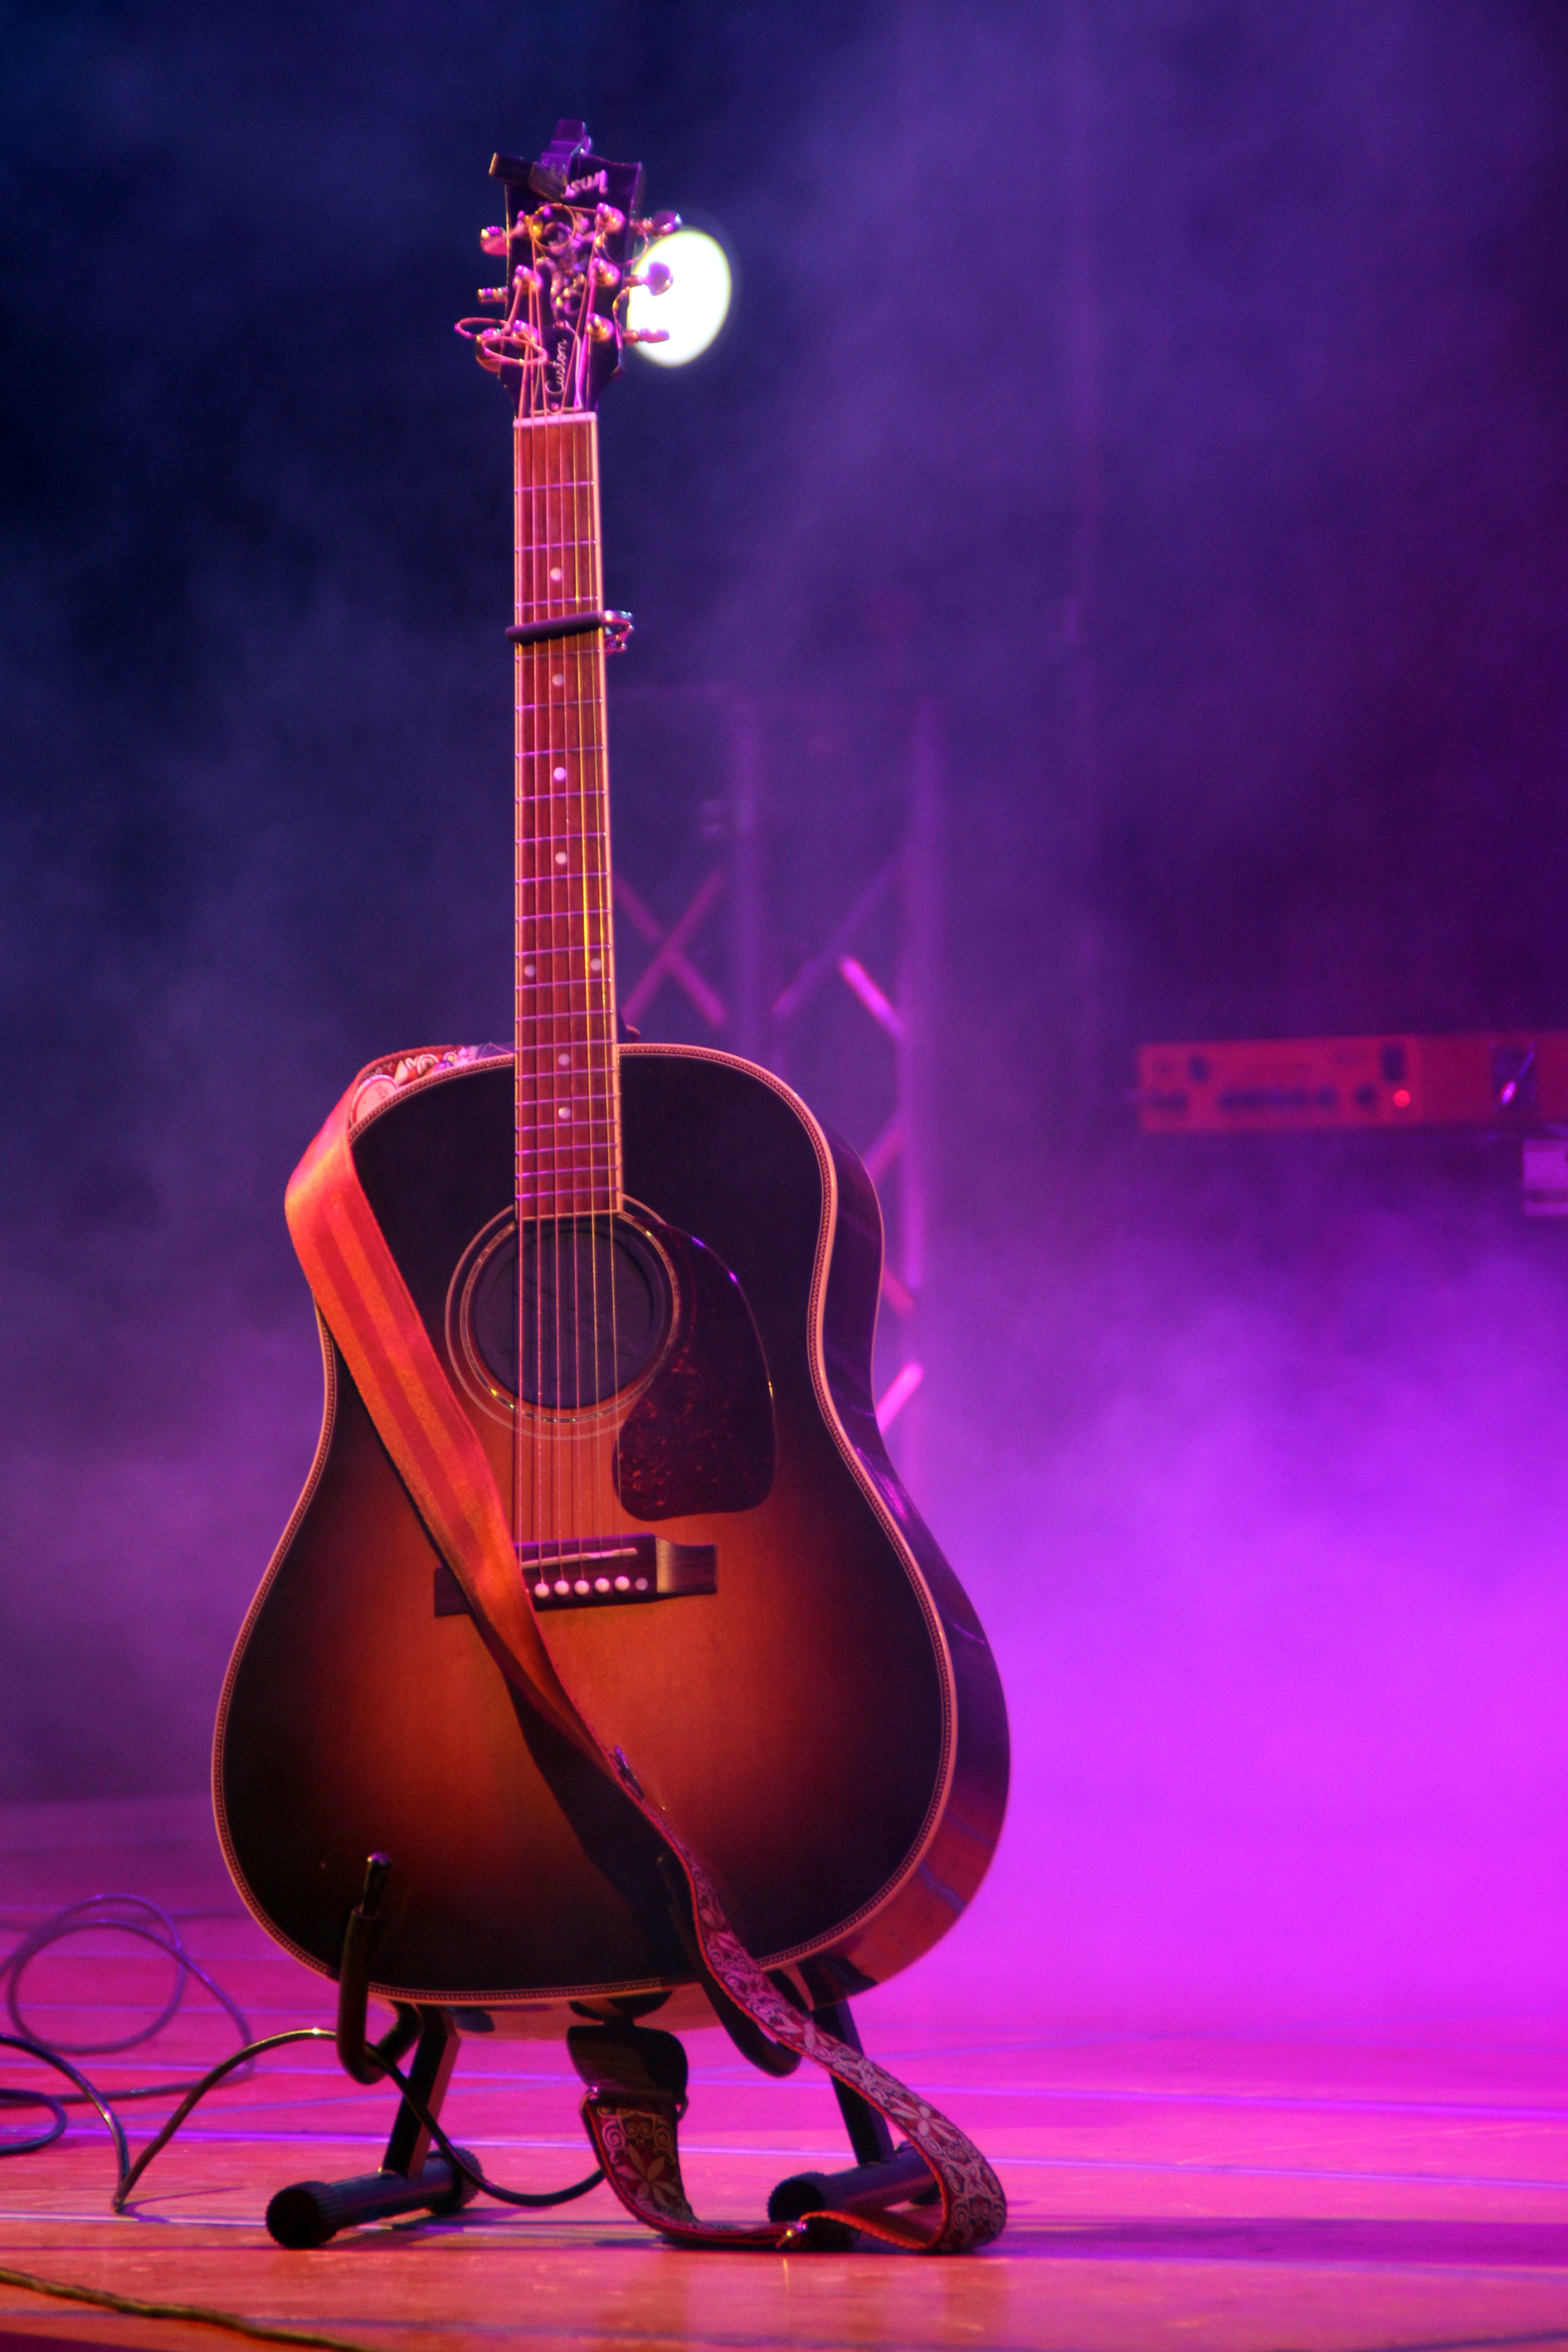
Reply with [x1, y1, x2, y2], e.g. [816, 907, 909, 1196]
[284, 1055, 1006, 2254]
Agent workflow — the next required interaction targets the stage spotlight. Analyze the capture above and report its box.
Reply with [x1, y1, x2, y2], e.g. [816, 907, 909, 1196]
[625, 229, 732, 367]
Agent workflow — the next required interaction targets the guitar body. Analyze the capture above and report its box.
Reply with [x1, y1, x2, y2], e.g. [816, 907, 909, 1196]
[214, 1044, 1008, 2032]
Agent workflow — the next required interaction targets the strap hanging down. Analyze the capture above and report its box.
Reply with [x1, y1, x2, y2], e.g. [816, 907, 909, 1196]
[285, 1052, 1006, 2254]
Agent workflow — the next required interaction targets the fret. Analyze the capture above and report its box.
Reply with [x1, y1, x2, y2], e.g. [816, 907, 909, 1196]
[516, 1129, 618, 1142]
[516, 1134, 619, 1149]
[515, 1111, 618, 1126]
[519, 1156, 621, 1176]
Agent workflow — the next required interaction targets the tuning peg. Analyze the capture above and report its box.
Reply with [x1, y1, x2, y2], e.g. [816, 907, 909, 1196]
[621, 327, 670, 346]
[625, 261, 673, 295]
[481, 222, 535, 257]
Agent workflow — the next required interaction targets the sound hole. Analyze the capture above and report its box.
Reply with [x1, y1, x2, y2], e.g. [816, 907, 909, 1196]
[469, 1218, 673, 1408]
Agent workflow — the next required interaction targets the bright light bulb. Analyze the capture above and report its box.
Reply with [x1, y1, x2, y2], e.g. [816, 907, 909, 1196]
[625, 229, 732, 368]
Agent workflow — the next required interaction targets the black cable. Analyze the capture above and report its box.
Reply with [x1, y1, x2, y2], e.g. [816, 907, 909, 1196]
[116, 2027, 604, 2214]
[1, 1898, 604, 2217]
[0, 2084, 66, 2156]
[2, 1893, 255, 2096]
[367, 2047, 606, 2212]
[0, 2034, 130, 2182]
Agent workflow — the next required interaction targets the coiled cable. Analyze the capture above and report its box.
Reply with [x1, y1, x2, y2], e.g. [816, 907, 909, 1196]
[1, 1894, 601, 2214]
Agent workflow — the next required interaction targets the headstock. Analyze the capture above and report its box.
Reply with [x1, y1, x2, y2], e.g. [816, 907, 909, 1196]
[455, 120, 678, 416]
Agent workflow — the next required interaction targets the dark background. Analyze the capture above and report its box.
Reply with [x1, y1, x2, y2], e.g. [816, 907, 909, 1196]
[5, 0, 1568, 2018]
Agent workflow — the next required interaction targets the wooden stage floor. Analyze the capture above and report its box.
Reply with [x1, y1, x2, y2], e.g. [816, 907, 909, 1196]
[2, 1797, 1567, 2352]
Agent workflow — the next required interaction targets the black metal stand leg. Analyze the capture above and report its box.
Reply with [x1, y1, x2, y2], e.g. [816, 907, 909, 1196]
[765, 1998, 941, 2233]
[265, 2012, 479, 2249]
[814, 1999, 895, 2165]
[380, 2014, 460, 2179]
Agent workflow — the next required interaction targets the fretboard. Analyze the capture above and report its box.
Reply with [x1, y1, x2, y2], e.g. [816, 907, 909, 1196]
[514, 412, 621, 1221]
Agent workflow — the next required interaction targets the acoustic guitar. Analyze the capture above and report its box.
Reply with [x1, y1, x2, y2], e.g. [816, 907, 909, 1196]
[213, 124, 1009, 2044]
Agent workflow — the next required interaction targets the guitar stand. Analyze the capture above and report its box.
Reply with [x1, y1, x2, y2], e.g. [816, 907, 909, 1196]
[263, 1858, 937, 2248]
[265, 1860, 479, 2248]
[765, 1997, 942, 2236]
[265, 2009, 480, 2248]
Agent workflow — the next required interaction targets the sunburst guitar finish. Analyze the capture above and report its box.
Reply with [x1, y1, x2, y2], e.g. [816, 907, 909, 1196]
[215, 1046, 1007, 2031]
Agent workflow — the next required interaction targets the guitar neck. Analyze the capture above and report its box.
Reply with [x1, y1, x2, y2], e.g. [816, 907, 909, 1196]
[514, 411, 621, 1223]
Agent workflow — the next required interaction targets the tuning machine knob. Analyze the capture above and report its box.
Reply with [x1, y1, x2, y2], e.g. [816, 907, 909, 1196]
[480, 222, 533, 257]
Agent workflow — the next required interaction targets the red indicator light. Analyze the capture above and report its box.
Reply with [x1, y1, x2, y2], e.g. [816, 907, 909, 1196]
[1392, 1088, 1411, 1108]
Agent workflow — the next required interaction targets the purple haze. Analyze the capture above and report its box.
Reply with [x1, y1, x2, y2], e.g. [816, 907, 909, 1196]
[4, 0, 1568, 2028]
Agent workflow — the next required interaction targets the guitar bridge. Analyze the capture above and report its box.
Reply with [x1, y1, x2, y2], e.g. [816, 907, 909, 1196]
[432, 1536, 716, 1619]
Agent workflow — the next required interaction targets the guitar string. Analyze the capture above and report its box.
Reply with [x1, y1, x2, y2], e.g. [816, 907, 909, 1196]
[533, 405, 548, 1571]
[514, 405, 537, 1575]
[543, 411, 566, 1567]
[525, 407, 544, 1569]
[564, 409, 587, 1561]
[520, 384, 549, 1576]
[513, 249, 627, 1612]
[590, 400, 623, 1566]
[543, 338, 563, 1559]
[572, 411, 602, 1556]
[517, 404, 531, 1570]
[572, 411, 603, 1561]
